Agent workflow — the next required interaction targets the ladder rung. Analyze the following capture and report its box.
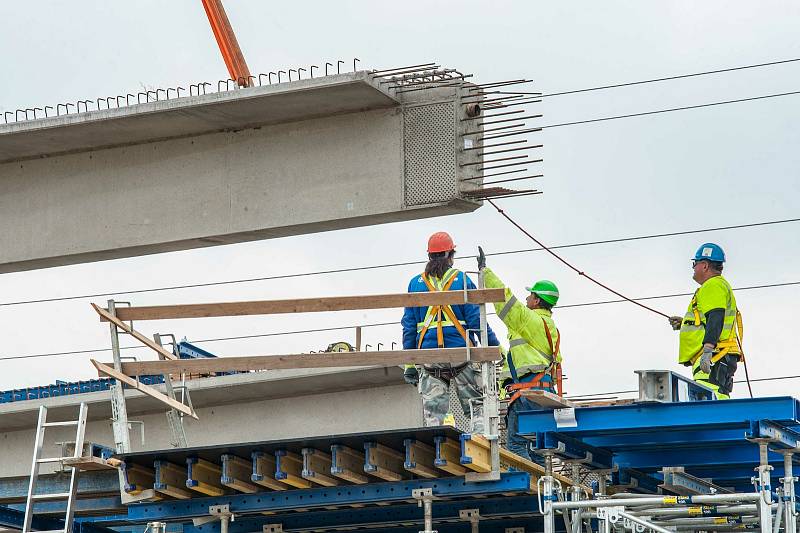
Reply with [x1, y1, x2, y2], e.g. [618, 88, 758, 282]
[36, 457, 65, 464]
[32, 492, 71, 501]
[43, 421, 79, 427]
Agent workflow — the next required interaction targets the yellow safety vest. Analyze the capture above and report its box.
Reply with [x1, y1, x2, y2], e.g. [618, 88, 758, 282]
[679, 275, 742, 365]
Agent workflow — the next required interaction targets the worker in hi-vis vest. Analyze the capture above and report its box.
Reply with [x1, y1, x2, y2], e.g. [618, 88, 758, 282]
[477, 247, 562, 463]
[401, 232, 500, 433]
[668, 243, 743, 399]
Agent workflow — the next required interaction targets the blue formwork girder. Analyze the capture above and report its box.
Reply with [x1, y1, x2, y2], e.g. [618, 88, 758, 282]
[747, 420, 800, 450]
[614, 442, 781, 472]
[540, 432, 614, 468]
[581, 428, 747, 450]
[183, 495, 539, 533]
[0, 505, 117, 533]
[7, 496, 123, 515]
[0, 471, 119, 501]
[125, 472, 532, 522]
[517, 396, 800, 436]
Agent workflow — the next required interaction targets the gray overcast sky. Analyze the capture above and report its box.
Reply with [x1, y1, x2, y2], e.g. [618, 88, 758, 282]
[0, 1, 798, 399]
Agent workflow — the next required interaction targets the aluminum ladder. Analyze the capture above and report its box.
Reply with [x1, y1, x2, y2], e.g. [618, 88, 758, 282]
[23, 403, 88, 533]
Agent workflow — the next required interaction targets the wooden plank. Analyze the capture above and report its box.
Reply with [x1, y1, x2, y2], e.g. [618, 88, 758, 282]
[251, 452, 288, 491]
[433, 436, 468, 476]
[520, 389, 575, 409]
[301, 448, 339, 487]
[120, 463, 155, 495]
[364, 443, 409, 482]
[221, 455, 259, 493]
[91, 304, 177, 361]
[274, 450, 312, 489]
[402, 439, 439, 479]
[61, 456, 115, 471]
[154, 461, 193, 499]
[91, 360, 198, 419]
[330, 445, 370, 484]
[116, 347, 498, 376]
[102, 289, 505, 321]
[186, 458, 225, 496]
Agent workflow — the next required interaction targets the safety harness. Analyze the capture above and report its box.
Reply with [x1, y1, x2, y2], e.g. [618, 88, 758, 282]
[687, 292, 745, 370]
[504, 316, 562, 405]
[416, 270, 471, 349]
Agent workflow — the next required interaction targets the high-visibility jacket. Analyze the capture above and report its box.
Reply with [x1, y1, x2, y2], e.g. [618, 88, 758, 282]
[678, 275, 741, 365]
[483, 268, 561, 382]
[401, 268, 500, 359]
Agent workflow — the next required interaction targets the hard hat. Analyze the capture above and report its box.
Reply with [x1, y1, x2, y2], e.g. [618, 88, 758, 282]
[526, 280, 560, 306]
[427, 232, 456, 253]
[694, 243, 726, 263]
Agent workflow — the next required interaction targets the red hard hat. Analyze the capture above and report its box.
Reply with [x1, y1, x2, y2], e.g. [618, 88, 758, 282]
[427, 232, 456, 253]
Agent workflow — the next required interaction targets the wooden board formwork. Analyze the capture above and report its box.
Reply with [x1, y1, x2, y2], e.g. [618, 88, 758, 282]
[274, 450, 312, 489]
[301, 448, 339, 487]
[251, 452, 288, 491]
[364, 442, 409, 482]
[330, 445, 369, 484]
[186, 457, 225, 496]
[402, 439, 439, 478]
[153, 460, 193, 499]
[220, 454, 260, 493]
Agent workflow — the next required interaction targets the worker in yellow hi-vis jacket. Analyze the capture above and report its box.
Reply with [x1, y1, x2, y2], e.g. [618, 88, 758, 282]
[477, 247, 562, 463]
[668, 243, 742, 399]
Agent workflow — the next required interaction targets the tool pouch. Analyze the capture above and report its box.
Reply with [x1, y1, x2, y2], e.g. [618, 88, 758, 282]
[709, 354, 739, 396]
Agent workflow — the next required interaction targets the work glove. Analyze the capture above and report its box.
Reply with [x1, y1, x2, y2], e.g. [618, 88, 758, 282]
[699, 347, 714, 374]
[477, 246, 487, 270]
[403, 366, 419, 386]
[668, 316, 682, 330]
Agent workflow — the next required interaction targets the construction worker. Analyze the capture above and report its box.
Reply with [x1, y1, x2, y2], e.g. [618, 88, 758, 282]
[668, 243, 742, 399]
[401, 232, 500, 433]
[476, 247, 561, 462]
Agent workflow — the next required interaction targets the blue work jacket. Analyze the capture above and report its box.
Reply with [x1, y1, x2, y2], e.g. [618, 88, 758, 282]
[401, 269, 500, 350]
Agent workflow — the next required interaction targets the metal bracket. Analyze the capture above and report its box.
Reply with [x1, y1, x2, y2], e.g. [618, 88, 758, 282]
[596, 506, 623, 523]
[412, 488, 437, 533]
[262, 525, 283, 533]
[459, 509, 480, 533]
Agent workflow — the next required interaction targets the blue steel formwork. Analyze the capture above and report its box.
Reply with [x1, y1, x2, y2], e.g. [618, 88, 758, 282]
[518, 396, 800, 493]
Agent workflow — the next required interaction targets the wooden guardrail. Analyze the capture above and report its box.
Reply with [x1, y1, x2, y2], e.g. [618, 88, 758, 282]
[98, 289, 505, 321]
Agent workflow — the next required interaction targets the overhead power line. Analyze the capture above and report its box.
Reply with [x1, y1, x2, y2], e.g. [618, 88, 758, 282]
[1, 279, 797, 363]
[540, 58, 800, 98]
[1, 217, 797, 309]
[541, 90, 800, 129]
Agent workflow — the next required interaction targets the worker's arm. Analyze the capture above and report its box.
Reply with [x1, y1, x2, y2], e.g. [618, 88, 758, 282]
[483, 268, 533, 333]
[463, 274, 500, 347]
[703, 309, 725, 347]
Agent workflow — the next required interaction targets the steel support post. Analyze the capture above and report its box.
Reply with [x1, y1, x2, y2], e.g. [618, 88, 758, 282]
[466, 269, 500, 482]
[153, 333, 188, 448]
[542, 452, 556, 533]
[459, 509, 480, 533]
[779, 450, 799, 533]
[413, 488, 436, 533]
[755, 441, 775, 532]
[107, 300, 131, 454]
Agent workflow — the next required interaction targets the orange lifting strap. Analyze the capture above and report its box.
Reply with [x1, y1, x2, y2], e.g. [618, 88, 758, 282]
[201, 0, 253, 87]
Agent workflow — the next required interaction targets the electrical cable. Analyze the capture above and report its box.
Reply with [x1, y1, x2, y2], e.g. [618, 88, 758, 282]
[2, 280, 797, 363]
[1, 217, 796, 309]
[487, 199, 670, 318]
[539, 58, 800, 98]
[541, 90, 800, 130]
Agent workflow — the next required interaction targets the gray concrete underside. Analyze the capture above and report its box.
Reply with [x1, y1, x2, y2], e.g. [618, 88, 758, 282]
[0, 73, 482, 272]
[0, 367, 423, 478]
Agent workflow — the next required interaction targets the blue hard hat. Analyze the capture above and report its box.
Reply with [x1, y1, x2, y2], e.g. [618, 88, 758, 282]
[694, 243, 726, 263]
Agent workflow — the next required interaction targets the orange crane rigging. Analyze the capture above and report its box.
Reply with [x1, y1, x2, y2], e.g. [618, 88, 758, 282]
[200, 0, 253, 87]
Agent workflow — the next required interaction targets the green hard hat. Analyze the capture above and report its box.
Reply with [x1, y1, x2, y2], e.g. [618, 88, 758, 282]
[525, 280, 560, 306]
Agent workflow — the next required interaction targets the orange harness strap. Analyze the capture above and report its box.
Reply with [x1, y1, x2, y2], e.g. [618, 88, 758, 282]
[416, 273, 470, 349]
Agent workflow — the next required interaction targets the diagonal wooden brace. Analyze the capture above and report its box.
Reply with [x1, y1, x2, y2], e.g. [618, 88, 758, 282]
[91, 360, 197, 419]
[91, 303, 177, 361]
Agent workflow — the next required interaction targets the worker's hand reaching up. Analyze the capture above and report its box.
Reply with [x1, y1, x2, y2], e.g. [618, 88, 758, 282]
[668, 316, 682, 330]
[477, 246, 487, 270]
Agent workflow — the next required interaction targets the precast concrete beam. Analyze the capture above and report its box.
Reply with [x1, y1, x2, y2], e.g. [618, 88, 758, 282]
[0, 70, 489, 272]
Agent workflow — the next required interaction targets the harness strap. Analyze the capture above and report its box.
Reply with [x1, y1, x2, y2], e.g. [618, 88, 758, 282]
[417, 271, 470, 349]
[505, 316, 562, 400]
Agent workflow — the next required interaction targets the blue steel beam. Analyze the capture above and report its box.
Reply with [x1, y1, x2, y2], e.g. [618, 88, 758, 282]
[126, 472, 532, 522]
[583, 428, 747, 450]
[0, 505, 117, 533]
[0, 471, 119, 501]
[614, 444, 782, 472]
[518, 396, 800, 435]
[540, 432, 614, 468]
[182, 496, 539, 533]
[748, 420, 800, 450]
[6, 496, 123, 515]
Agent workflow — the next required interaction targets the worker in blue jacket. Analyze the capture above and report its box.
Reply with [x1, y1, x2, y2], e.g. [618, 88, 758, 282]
[401, 232, 500, 433]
